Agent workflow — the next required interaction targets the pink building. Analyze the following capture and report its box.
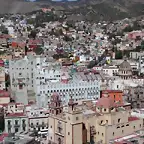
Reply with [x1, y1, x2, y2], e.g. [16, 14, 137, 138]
[128, 31, 144, 40]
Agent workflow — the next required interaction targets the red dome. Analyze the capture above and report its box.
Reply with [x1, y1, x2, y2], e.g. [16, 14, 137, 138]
[96, 96, 116, 109]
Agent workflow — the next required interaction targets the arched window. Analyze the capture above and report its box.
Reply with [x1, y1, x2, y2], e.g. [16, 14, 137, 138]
[57, 121, 62, 133]
[58, 138, 61, 144]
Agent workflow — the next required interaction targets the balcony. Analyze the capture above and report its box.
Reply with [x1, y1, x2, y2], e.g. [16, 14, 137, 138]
[14, 124, 20, 127]
[55, 127, 64, 137]
[8, 125, 12, 128]
[22, 123, 26, 127]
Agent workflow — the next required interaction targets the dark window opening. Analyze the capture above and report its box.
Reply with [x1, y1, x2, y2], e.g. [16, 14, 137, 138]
[19, 84, 23, 89]
[15, 128, 18, 133]
[118, 118, 121, 123]
[23, 127, 26, 131]
[58, 138, 62, 144]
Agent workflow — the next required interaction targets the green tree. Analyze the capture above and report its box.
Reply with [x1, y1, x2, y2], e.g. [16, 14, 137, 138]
[133, 21, 141, 30]
[115, 50, 122, 59]
[53, 54, 59, 60]
[141, 40, 144, 49]
[123, 26, 133, 32]
[135, 46, 141, 52]
[87, 60, 96, 69]
[2, 28, 8, 34]
[29, 30, 37, 39]
[34, 47, 44, 55]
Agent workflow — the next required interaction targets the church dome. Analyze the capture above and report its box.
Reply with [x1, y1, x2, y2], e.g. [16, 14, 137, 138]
[96, 92, 116, 108]
[119, 58, 131, 71]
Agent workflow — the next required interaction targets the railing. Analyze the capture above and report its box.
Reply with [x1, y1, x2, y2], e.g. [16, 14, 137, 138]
[14, 124, 20, 127]
[22, 123, 26, 127]
[8, 125, 12, 128]
[55, 127, 64, 137]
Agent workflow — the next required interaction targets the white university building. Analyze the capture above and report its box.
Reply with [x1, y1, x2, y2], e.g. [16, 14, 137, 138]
[9, 54, 101, 107]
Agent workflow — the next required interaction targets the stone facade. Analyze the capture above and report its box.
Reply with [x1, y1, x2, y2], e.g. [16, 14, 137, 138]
[127, 86, 144, 109]
[48, 92, 144, 144]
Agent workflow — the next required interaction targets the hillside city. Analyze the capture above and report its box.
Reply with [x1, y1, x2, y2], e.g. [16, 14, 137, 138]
[0, 7, 144, 144]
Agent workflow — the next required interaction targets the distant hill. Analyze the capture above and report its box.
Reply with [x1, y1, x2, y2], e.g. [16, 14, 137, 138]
[0, 0, 144, 21]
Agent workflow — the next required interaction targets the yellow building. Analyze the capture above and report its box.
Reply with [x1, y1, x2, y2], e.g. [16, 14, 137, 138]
[0, 54, 12, 61]
[48, 92, 144, 144]
[48, 94, 83, 144]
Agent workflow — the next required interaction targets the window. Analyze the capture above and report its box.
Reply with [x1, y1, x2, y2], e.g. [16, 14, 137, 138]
[8, 120, 11, 125]
[22, 119, 25, 124]
[118, 118, 121, 123]
[137, 95, 139, 99]
[58, 138, 62, 144]
[114, 95, 115, 99]
[126, 124, 129, 126]
[68, 132, 70, 135]
[15, 120, 18, 125]
[122, 130, 124, 133]
[58, 126, 62, 133]
[111, 108, 114, 111]
[140, 124, 141, 127]
[15, 128, 18, 133]
[23, 127, 26, 131]
[51, 126, 52, 128]
[42, 122, 45, 125]
[113, 132, 114, 136]
[19, 84, 23, 89]
[38, 127, 40, 131]
[68, 117, 70, 120]
[134, 126, 135, 129]
[97, 132, 99, 135]
[8, 128, 11, 133]
[102, 133, 104, 136]
[104, 108, 106, 111]
[76, 117, 79, 120]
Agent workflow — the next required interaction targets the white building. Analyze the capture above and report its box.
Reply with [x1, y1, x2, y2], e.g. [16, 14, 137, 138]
[9, 54, 101, 107]
[138, 54, 144, 74]
[4, 103, 29, 134]
[9, 55, 38, 104]
[25, 105, 49, 132]
[35, 62, 101, 107]
[102, 65, 118, 77]
[0, 66, 6, 90]
[9, 55, 36, 91]
[131, 109, 144, 119]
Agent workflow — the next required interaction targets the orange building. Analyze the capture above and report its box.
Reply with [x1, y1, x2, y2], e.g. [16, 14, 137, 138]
[101, 90, 123, 104]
